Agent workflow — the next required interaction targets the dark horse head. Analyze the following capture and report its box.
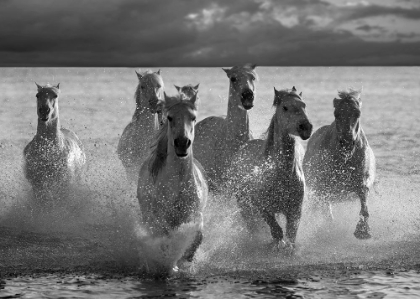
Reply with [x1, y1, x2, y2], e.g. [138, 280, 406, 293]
[333, 89, 362, 159]
[223, 64, 258, 110]
[35, 83, 60, 123]
[273, 86, 313, 140]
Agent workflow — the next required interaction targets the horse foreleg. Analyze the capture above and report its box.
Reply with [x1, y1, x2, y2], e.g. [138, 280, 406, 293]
[180, 230, 203, 263]
[285, 211, 301, 245]
[354, 187, 371, 239]
[261, 211, 284, 245]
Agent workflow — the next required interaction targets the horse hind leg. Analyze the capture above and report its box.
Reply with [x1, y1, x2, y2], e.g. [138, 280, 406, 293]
[354, 187, 371, 239]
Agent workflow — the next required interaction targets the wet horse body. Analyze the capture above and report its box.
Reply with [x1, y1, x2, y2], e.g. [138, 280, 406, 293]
[117, 70, 164, 181]
[234, 87, 312, 247]
[193, 64, 257, 191]
[137, 93, 208, 266]
[24, 83, 86, 203]
[303, 89, 375, 239]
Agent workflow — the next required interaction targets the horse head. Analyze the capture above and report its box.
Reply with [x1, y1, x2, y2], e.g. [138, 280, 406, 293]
[223, 63, 258, 110]
[135, 69, 164, 113]
[162, 92, 198, 158]
[174, 84, 200, 99]
[333, 89, 362, 158]
[35, 83, 60, 123]
[273, 86, 313, 140]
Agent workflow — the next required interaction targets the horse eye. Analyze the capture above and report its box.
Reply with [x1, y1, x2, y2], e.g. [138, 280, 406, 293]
[230, 77, 237, 83]
[167, 116, 173, 122]
[192, 116, 196, 122]
[283, 106, 288, 112]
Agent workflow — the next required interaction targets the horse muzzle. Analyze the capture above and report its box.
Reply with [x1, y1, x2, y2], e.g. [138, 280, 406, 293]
[38, 107, 50, 122]
[338, 138, 356, 159]
[241, 89, 254, 110]
[298, 122, 313, 140]
[148, 97, 160, 114]
[174, 137, 192, 158]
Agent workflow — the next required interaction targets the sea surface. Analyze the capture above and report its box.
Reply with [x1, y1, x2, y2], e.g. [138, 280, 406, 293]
[0, 67, 419, 298]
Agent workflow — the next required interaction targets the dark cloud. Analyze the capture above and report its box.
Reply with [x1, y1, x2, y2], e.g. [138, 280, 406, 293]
[0, 0, 419, 66]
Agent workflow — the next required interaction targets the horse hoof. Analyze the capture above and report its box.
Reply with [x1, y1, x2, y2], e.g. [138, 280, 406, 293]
[354, 221, 371, 239]
[271, 240, 296, 255]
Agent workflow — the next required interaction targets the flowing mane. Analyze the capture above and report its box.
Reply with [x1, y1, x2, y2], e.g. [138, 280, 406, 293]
[229, 64, 260, 81]
[36, 84, 60, 98]
[148, 94, 197, 180]
[337, 88, 362, 101]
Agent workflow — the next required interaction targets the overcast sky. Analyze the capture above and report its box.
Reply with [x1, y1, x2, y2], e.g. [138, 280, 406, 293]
[1, 0, 419, 66]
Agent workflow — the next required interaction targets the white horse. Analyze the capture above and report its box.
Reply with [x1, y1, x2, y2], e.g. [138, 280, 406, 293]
[24, 83, 86, 205]
[303, 89, 376, 239]
[117, 70, 164, 181]
[232, 87, 313, 249]
[137, 92, 208, 274]
[193, 64, 258, 191]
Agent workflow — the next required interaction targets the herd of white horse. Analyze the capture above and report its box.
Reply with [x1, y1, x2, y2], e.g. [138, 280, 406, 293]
[22, 64, 376, 274]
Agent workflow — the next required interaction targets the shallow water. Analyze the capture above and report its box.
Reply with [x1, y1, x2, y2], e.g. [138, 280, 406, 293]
[0, 67, 420, 297]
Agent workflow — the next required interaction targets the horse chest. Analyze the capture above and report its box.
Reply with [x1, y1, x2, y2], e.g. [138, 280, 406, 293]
[25, 143, 70, 184]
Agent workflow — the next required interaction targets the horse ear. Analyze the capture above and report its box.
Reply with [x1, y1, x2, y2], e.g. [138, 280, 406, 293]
[135, 70, 142, 80]
[174, 85, 180, 92]
[156, 69, 161, 75]
[292, 86, 297, 92]
[244, 63, 256, 70]
[273, 87, 282, 106]
[222, 68, 231, 77]
[299, 92, 302, 97]
[55, 83, 60, 89]
[194, 83, 200, 90]
[35, 82, 43, 91]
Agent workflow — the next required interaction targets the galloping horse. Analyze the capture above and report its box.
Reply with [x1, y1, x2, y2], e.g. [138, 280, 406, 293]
[233, 87, 312, 249]
[193, 64, 258, 191]
[117, 70, 164, 181]
[24, 83, 86, 205]
[175, 84, 199, 99]
[137, 92, 208, 271]
[303, 89, 376, 239]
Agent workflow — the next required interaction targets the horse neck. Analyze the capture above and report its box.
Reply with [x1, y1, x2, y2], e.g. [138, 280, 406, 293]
[36, 110, 63, 144]
[266, 118, 298, 170]
[226, 86, 249, 141]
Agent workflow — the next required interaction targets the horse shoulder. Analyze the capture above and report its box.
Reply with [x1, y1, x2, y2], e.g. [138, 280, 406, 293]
[357, 129, 376, 187]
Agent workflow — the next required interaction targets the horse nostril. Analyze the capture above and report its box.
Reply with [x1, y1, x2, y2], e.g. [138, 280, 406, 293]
[299, 123, 312, 132]
[174, 138, 191, 149]
[242, 89, 254, 100]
